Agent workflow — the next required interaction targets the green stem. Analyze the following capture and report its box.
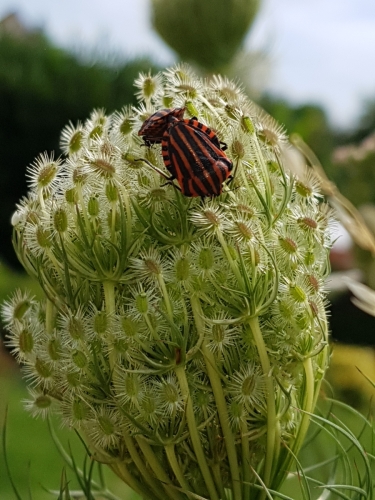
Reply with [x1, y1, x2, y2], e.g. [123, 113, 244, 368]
[136, 436, 185, 500]
[45, 298, 55, 335]
[191, 296, 242, 500]
[76, 184, 91, 236]
[271, 419, 281, 479]
[312, 321, 329, 410]
[165, 444, 191, 493]
[272, 354, 318, 492]
[103, 280, 116, 314]
[103, 280, 117, 372]
[201, 344, 242, 500]
[198, 95, 223, 123]
[212, 463, 226, 500]
[158, 275, 174, 320]
[118, 183, 133, 250]
[38, 186, 45, 210]
[175, 365, 220, 500]
[46, 248, 64, 278]
[144, 314, 168, 357]
[216, 230, 244, 289]
[294, 357, 315, 453]
[248, 317, 276, 500]
[241, 421, 251, 500]
[122, 429, 165, 500]
[110, 461, 153, 499]
[111, 200, 117, 240]
[250, 134, 273, 214]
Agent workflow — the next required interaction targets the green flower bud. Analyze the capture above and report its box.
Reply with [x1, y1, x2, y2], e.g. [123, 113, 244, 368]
[68, 130, 83, 154]
[19, 328, 34, 354]
[65, 188, 78, 204]
[48, 338, 62, 361]
[72, 398, 89, 421]
[135, 293, 149, 315]
[66, 371, 81, 388]
[241, 115, 255, 134]
[290, 284, 307, 303]
[175, 255, 190, 281]
[34, 394, 52, 410]
[35, 358, 53, 379]
[279, 236, 297, 254]
[197, 247, 215, 271]
[14, 300, 32, 321]
[93, 311, 108, 335]
[88, 196, 99, 217]
[119, 118, 132, 136]
[53, 208, 68, 233]
[72, 349, 87, 369]
[36, 227, 51, 248]
[185, 100, 199, 117]
[98, 414, 114, 436]
[105, 182, 118, 202]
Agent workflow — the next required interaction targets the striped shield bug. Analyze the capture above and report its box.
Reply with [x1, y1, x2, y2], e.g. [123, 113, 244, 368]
[160, 119, 232, 197]
[137, 109, 232, 197]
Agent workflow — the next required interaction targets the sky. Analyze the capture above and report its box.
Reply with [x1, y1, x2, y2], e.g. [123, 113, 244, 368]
[1, 0, 375, 129]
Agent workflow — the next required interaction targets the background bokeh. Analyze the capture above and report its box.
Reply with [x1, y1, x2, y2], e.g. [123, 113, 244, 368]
[1, 1, 375, 498]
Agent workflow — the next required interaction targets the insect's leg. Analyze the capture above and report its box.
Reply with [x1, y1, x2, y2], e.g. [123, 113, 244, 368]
[160, 180, 181, 193]
[133, 158, 174, 181]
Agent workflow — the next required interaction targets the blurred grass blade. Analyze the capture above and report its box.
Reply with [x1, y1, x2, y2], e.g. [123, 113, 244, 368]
[47, 418, 122, 500]
[2, 407, 23, 500]
[58, 467, 71, 500]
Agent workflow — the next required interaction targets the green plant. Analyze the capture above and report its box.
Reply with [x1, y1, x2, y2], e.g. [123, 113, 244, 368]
[2, 65, 366, 500]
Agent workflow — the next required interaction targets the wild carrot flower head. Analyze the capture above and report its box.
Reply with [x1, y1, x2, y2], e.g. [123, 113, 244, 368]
[2, 65, 331, 500]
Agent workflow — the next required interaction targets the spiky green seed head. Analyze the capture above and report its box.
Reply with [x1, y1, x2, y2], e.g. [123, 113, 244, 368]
[2, 64, 331, 499]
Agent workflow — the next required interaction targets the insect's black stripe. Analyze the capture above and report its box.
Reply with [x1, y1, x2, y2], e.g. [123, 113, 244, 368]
[184, 125, 226, 187]
[161, 138, 176, 176]
[170, 125, 219, 195]
[182, 126, 222, 194]
[184, 125, 226, 193]
[169, 130, 211, 196]
[186, 119, 221, 148]
[168, 127, 205, 180]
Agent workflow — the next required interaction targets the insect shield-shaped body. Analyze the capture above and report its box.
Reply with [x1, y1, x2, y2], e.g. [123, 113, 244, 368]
[161, 118, 233, 197]
[138, 108, 185, 146]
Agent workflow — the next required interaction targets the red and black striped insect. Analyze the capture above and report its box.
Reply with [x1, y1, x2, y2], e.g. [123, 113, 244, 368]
[161, 119, 232, 197]
[137, 110, 233, 197]
[138, 108, 186, 146]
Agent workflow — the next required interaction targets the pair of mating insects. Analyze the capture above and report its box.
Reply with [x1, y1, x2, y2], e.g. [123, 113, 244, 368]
[137, 108, 233, 198]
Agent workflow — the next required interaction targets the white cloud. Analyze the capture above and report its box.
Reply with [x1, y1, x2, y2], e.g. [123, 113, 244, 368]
[249, 0, 375, 125]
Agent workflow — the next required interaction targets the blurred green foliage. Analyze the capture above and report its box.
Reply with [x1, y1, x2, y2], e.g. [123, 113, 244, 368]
[0, 32, 158, 268]
[0, 261, 42, 317]
[260, 95, 336, 171]
[333, 151, 375, 206]
[151, 0, 260, 72]
[340, 98, 375, 144]
[0, 370, 137, 499]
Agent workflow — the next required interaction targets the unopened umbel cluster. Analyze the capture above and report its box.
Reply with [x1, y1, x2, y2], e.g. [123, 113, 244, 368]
[2, 65, 331, 500]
